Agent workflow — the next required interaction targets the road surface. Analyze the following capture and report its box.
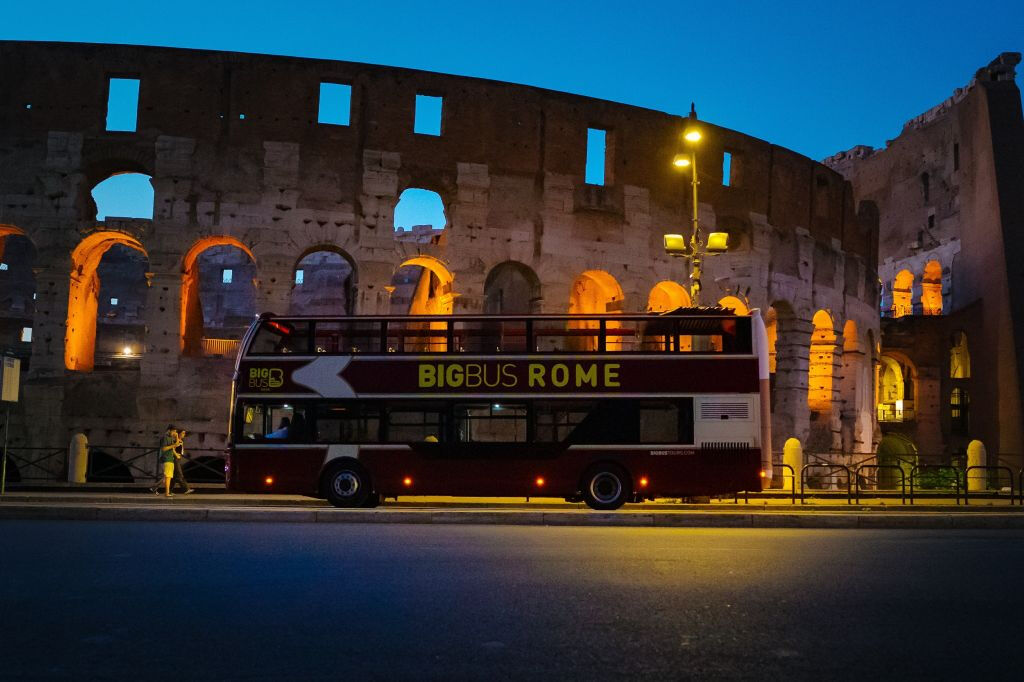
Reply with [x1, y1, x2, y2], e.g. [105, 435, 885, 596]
[1, 521, 1020, 680]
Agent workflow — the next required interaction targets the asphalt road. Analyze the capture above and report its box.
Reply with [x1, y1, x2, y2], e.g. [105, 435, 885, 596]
[1, 522, 1021, 681]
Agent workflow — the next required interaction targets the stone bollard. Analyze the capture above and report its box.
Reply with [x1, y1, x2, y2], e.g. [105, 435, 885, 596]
[966, 439, 986, 492]
[68, 433, 88, 484]
[782, 438, 803, 492]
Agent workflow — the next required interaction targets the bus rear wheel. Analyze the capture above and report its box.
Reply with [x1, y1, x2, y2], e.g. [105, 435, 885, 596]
[322, 462, 371, 508]
[581, 463, 631, 511]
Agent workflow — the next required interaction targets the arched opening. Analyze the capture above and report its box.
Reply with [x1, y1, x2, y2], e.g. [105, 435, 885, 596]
[891, 269, 914, 318]
[0, 227, 36, 363]
[389, 256, 455, 352]
[765, 306, 778, 374]
[66, 232, 149, 372]
[921, 260, 943, 316]
[289, 248, 356, 316]
[569, 270, 625, 351]
[807, 310, 836, 413]
[877, 433, 917, 473]
[877, 353, 916, 422]
[950, 387, 970, 435]
[484, 261, 541, 314]
[91, 173, 154, 220]
[181, 237, 257, 357]
[394, 188, 447, 241]
[647, 281, 691, 312]
[950, 331, 970, 378]
[718, 295, 750, 315]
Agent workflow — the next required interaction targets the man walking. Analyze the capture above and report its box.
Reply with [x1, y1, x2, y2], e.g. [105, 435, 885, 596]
[172, 429, 194, 494]
[154, 426, 178, 497]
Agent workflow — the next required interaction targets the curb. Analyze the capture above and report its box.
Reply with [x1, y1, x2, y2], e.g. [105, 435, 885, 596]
[2, 504, 1024, 529]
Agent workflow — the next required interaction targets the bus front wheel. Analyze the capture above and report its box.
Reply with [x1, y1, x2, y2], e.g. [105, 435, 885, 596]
[322, 462, 371, 508]
[581, 463, 631, 511]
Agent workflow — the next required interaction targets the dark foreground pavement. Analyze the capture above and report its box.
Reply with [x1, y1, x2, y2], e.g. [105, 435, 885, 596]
[1, 522, 1021, 681]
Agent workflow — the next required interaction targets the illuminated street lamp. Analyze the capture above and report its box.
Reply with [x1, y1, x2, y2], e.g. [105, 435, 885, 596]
[664, 104, 729, 305]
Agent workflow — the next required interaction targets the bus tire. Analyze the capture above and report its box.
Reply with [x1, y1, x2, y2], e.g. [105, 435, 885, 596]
[322, 461, 371, 508]
[581, 463, 631, 511]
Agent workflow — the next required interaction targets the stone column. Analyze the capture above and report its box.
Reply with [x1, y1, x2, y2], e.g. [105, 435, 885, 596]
[772, 315, 812, 451]
[28, 264, 71, 378]
[140, 271, 184, 377]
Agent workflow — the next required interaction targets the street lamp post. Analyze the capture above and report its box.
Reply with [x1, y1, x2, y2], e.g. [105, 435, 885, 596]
[663, 103, 728, 307]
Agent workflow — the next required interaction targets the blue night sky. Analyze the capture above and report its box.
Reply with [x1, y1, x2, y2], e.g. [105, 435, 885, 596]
[5, 0, 1023, 226]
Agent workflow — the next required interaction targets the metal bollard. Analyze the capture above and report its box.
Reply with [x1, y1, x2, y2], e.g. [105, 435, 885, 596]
[783, 438, 802, 492]
[68, 433, 88, 484]
[966, 440, 986, 492]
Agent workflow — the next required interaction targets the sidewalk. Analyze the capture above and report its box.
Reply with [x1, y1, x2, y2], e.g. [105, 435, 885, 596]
[1, 491, 1021, 528]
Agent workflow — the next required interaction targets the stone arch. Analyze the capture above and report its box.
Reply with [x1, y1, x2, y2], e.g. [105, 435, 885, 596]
[91, 172, 155, 221]
[715, 215, 752, 252]
[484, 261, 541, 314]
[390, 256, 455, 316]
[718, 295, 750, 315]
[950, 331, 970, 379]
[0, 225, 37, 350]
[0, 223, 27, 261]
[180, 236, 257, 356]
[568, 270, 625, 351]
[921, 260, 943, 316]
[892, 269, 914, 318]
[878, 351, 917, 423]
[289, 246, 357, 315]
[647, 281, 691, 312]
[807, 309, 836, 414]
[66, 231, 149, 371]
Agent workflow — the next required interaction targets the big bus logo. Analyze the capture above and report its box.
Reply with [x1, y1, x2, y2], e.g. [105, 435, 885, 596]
[248, 367, 284, 390]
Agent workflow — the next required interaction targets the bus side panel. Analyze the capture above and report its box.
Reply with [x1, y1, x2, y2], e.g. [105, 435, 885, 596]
[229, 447, 326, 495]
[359, 446, 762, 500]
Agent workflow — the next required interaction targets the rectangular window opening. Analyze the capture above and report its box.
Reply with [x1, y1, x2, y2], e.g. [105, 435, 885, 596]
[110, 297, 119, 306]
[105, 77, 140, 132]
[0, 263, 7, 271]
[414, 94, 443, 136]
[585, 128, 607, 186]
[295, 269, 304, 285]
[722, 152, 732, 187]
[20, 327, 32, 343]
[318, 82, 352, 126]
[222, 268, 233, 284]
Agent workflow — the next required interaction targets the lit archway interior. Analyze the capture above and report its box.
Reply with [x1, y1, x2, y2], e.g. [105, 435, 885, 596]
[390, 256, 455, 351]
[181, 237, 257, 356]
[807, 309, 836, 413]
[289, 248, 356, 316]
[91, 173, 154, 220]
[718, 295, 750, 315]
[66, 231, 149, 371]
[647, 281, 691, 312]
[950, 331, 970, 378]
[485, 261, 541, 314]
[569, 270, 624, 351]
[877, 353, 915, 422]
[892, 269, 914, 318]
[921, 260, 943, 316]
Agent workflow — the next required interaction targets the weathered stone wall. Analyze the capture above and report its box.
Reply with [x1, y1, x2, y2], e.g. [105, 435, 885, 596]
[0, 41, 879, 458]
[827, 53, 1024, 462]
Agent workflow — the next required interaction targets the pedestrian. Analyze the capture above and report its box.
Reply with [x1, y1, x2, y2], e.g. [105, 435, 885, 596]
[173, 429, 195, 494]
[153, 425, 177, 497]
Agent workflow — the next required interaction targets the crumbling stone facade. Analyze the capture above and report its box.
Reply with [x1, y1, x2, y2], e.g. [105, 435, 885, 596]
[0, 41, 879, 462]
[827, 53, 1024, 465]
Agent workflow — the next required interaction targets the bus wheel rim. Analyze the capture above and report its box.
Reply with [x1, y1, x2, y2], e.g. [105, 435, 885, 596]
[590, 473, 622, 503]
[333, 471, 360, 498]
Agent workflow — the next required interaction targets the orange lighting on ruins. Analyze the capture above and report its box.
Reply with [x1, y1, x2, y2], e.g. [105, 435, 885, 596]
[808, 310, 836, 413]
[180, 236, 256, 356]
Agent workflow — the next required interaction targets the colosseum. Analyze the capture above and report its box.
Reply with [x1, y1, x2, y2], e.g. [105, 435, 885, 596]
[0, 41, 880, 474]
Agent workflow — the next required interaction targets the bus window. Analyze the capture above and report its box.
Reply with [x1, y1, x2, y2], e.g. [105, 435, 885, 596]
[250, 320, 311, 354]
[534, 402, 594, 442]
[454, 403, 527, 442]
[315, 404, 380, 442]
[639, 402, 679, 443]
[534, 320, 598, 353]
[386, 320, 447, 353]
[606, 319, 641, 352]
[453, 320, 498, 353]
[314, 320, 381, 354]
[238, 403, 308, 441]
[387, 407, 444, 442]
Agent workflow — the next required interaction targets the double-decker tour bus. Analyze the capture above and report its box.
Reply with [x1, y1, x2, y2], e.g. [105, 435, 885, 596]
[226, 309, 772, 510]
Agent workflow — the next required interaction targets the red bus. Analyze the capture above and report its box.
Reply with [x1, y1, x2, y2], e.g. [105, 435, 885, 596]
[226, 309, 772, 510]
